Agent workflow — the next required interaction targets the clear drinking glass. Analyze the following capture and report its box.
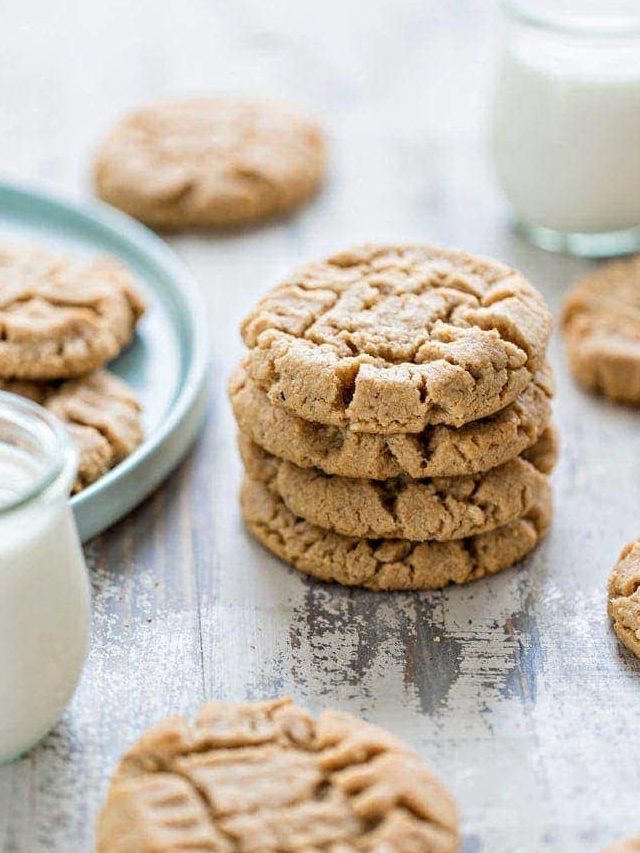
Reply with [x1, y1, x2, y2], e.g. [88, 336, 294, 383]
[0, 392, 90, 763]
[492, 0, 640, 256]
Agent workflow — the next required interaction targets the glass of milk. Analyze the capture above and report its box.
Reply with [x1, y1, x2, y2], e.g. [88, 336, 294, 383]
[0, 392, 90, 763]
[492, 0, 640, 256]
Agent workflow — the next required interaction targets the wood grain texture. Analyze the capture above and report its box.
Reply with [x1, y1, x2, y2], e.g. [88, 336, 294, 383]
[1, 1, 639, 851]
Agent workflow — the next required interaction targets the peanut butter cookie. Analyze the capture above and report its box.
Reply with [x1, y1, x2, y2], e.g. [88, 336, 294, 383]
[94, 98, 326, 230]
[608, 539, 640, 659]
[239, 427, 555, 542]
[0, 244, 145, 379]
[562, 256, 640, 405]
[230, 362, 554, 479]
[97, 697, 459, 853]
[241, 244, 552, 432]
[241, 474, 551, 591]
[1, 370, 143, 493]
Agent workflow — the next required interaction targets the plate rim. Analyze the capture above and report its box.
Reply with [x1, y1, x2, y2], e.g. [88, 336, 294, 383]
[0, 179, 210, 529]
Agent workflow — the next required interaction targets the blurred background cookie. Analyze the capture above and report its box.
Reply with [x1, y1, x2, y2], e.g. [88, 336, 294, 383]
[562, 256, 640, 405]
[94, 98, 326, 231]
[602, 839, 640, 853]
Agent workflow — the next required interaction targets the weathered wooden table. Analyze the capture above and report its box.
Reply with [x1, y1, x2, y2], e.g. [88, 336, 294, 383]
[1, 2, 638, 850]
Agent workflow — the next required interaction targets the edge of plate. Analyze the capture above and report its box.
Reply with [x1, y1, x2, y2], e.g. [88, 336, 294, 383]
[0, 180, 210, 541]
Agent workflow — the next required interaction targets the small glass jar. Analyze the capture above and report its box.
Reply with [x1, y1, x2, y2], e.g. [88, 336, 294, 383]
[492, 0, 640, 256]
[0, 392, 90, 763]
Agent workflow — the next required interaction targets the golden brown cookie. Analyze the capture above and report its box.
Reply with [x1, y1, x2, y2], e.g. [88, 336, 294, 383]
[97, 697, 460, 853]
[0, 244, 145, 379]
[608, 539, 640, 659]
[239, 427, 555, 542]
[230, 362, 554, 479]
[1, 370, 143, 493]
[241, 474, 551, 591]
[241, 244, 552, 432]
[94, 98, 326, 231]
[562, 256, 640, 405]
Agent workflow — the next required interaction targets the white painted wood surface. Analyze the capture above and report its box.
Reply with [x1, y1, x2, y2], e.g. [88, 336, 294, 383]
[0, 1, 638, 851]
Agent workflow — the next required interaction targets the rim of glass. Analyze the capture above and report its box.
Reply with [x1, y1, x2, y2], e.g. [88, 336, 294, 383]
[0, 391, 76, 514]
[499, 0, 640, 37]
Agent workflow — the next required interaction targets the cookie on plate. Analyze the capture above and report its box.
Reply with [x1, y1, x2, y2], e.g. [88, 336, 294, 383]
[1, 370, 143, 493]
[230, 362, 554, 480]
[94, 98, 326, 231]
[241, 244, 552, 432]
[241, 474, 551, 591]
[608, 539, 640, 659]
[562, 256, 640, 404]
[239, 426, 555, 542]
[0, 244, 145, 379]
[97, 697, 459, 853]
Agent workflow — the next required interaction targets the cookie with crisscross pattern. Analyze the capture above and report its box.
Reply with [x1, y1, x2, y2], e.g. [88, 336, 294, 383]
[97, 698, 459, 853]
[241, 244, 551, 432]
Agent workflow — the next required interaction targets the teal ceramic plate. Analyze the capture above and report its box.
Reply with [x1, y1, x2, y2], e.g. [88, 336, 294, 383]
[0, 182, 209, 541]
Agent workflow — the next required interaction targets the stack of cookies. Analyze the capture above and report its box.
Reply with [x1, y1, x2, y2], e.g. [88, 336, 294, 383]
[0, 242, 146, 493]
[230, 243, 555, 591]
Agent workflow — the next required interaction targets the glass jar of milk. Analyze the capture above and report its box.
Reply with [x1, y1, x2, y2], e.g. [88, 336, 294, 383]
[0, 392, 90, 763]
[492, 0, 640, 256]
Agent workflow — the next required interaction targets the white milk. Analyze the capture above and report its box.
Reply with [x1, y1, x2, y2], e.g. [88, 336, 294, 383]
[493, 1, 640, 238]
[0, 436, 90, 762]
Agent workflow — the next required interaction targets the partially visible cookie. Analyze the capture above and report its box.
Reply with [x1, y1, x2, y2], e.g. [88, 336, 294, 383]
[94, 98, 326, 230]
[602, 840, 640, 853]
[0, 244, 145, 379]
[239, 428, 554, 542]
[65, 423, 113, 493]
[608, 539, 640, 659]
[241, 244, 552, 432]
[1, 370, 143, 493]
[230, 362, 554, 479]
[241, 474, 551, 591]
[97, 697, 460, 853]
[562, 256, 640, 404]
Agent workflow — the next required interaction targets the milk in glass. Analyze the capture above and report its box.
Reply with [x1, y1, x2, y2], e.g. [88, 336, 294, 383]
[0, 394, 90, 763]
[493, 0, 640, 255]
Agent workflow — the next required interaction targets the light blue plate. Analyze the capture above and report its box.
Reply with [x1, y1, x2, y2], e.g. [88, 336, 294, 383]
[0, 182, 209, 541]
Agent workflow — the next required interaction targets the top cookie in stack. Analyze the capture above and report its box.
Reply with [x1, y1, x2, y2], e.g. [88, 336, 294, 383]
[0, 242, 146, 492]
[231, 243, 555, 591]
